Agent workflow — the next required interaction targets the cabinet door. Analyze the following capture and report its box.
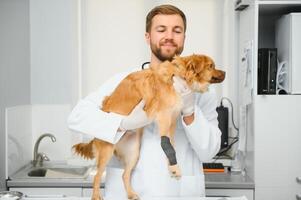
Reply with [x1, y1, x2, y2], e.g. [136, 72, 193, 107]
[284, 96, 301, 199]
[206, 188, 254, 200]
[254, 95, 301, 200]
[9, 187, 82, 197]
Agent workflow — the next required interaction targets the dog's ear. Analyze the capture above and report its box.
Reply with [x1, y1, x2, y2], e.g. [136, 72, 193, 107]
[185, 55, 204, 74]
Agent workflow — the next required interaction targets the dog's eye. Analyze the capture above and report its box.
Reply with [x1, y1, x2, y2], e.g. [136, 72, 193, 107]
[209, 64, 214, 69]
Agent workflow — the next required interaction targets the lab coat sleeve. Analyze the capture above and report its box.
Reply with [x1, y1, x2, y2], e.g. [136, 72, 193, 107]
[67, 71, 132, 144]
[181, 89, 221, 162]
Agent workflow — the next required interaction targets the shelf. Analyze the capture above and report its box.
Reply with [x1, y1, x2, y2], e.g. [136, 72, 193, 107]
[257, 2, 301, 95]
[259, 3, 301, 16]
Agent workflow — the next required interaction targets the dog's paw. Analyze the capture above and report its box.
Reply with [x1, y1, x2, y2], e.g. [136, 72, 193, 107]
[91, 195, 103, 200]
[128, 192, 140, 200]
[91, 194, 104, 200]
[168, 164, 181, 180]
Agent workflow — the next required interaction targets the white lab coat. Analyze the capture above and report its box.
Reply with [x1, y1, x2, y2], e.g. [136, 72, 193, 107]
[67, 69, 221, 199]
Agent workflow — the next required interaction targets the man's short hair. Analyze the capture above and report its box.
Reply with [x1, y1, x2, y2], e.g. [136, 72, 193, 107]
[146, 4, 186, 33]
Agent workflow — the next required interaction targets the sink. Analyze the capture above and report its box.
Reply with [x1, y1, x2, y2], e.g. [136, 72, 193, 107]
[10, 162, 91, 179]
[47, 167, 88, 176]
[27, 166, 89, 178]
[27, 168, 47, 177]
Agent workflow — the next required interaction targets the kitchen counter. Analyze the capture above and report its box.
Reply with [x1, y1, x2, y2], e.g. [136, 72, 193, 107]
[205, 172, 254, 189]
[8, 171, 254, 190]
[7, 165, 253, 200]
[20, 196, 248, 200]
[7, 161, 254, 190]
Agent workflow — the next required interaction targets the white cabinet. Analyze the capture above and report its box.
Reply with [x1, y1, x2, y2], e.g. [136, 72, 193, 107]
[254, 96, 301, 199]
[9, 187, 82, 197]
[206, 188, 254, 200]
[237, 1, 301, 200]
[9, 187, 106, 198]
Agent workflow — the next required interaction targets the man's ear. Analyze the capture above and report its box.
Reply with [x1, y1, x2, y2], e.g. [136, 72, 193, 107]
[145, 32, 150, 45]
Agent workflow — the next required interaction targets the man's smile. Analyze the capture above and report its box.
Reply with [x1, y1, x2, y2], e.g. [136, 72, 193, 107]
[161, 42, 177, 47]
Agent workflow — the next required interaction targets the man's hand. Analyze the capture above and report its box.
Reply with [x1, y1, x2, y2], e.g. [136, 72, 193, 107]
[119, 100, 152, 131]
[173, 76, 195, 117]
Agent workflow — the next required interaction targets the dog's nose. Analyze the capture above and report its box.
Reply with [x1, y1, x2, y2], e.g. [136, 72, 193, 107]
[221, 71, 226, 79]
[211, 70, 225, 83]
[219, 71, 226, 81]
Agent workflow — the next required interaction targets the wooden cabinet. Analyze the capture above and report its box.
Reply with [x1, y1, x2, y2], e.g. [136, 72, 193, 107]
[237, 1, 301, 199]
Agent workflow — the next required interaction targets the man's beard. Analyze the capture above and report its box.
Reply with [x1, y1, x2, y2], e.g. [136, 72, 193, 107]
[150, 39, 184, 62]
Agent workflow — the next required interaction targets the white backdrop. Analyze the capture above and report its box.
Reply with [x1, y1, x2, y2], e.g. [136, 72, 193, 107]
[80, 0, 237, 99]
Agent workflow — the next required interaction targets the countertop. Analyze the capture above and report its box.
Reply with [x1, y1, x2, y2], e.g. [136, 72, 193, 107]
[7, 171, 254, 190]
[204, 172, 254, 189]
[7, 161, 254, 189]
[18, 196, 248, 200]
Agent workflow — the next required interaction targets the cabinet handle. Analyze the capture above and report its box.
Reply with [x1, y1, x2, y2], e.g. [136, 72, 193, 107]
[297, 177, 301, 184]
[296, 194, 301, 200]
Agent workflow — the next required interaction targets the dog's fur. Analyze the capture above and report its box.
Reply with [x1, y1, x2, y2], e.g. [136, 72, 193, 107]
[73, 54, 225, 200]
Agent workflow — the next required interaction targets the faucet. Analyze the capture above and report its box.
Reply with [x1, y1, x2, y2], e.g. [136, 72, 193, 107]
[32, 133, 56, 167]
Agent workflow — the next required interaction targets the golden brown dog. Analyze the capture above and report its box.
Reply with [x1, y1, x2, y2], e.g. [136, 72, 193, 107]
[73, 54, 225, 200]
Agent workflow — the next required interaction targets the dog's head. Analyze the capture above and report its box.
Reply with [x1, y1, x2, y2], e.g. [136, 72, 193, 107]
[172, 54, 225, 92]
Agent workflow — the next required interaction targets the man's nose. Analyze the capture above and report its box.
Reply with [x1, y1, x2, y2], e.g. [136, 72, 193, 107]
[165, 30, 174, 39]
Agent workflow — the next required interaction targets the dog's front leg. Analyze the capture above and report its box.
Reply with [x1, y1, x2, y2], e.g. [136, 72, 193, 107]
[166, 117, 181, 179]
[157, 113, 181, 179]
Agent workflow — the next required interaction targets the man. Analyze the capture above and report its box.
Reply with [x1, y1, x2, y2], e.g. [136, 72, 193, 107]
[68, 4, 221, 198]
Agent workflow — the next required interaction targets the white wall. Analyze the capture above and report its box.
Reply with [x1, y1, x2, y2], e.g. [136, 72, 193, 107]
[6, 106, 32, 177]
[80, 0, 239, 136]
[31, 105, 75, 161]
[0, 0, 31, 190]
[30, 0, 79, 105]
[81, 0, 149, 96]
[81, 0, 237, 100]
[221, 0, 240, 138]
[1, 0, 80, 187]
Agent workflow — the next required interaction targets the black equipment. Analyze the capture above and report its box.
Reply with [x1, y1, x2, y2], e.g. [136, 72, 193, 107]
[216, 105, 229, 148]
[258, 48, 278, 94]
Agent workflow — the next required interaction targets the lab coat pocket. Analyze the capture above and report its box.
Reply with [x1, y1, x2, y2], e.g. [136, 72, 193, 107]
[180, 175, 202, 196]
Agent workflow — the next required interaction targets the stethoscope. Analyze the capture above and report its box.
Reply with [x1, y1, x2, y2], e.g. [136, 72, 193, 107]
[141, 61, 150, 69]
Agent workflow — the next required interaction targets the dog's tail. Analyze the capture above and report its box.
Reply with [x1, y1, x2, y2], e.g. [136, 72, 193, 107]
[72, 140, 94, 159]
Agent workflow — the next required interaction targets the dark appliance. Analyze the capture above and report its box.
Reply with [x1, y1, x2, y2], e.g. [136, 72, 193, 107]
[258, 48, 278, 94]
[216, 105, 229, 148]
